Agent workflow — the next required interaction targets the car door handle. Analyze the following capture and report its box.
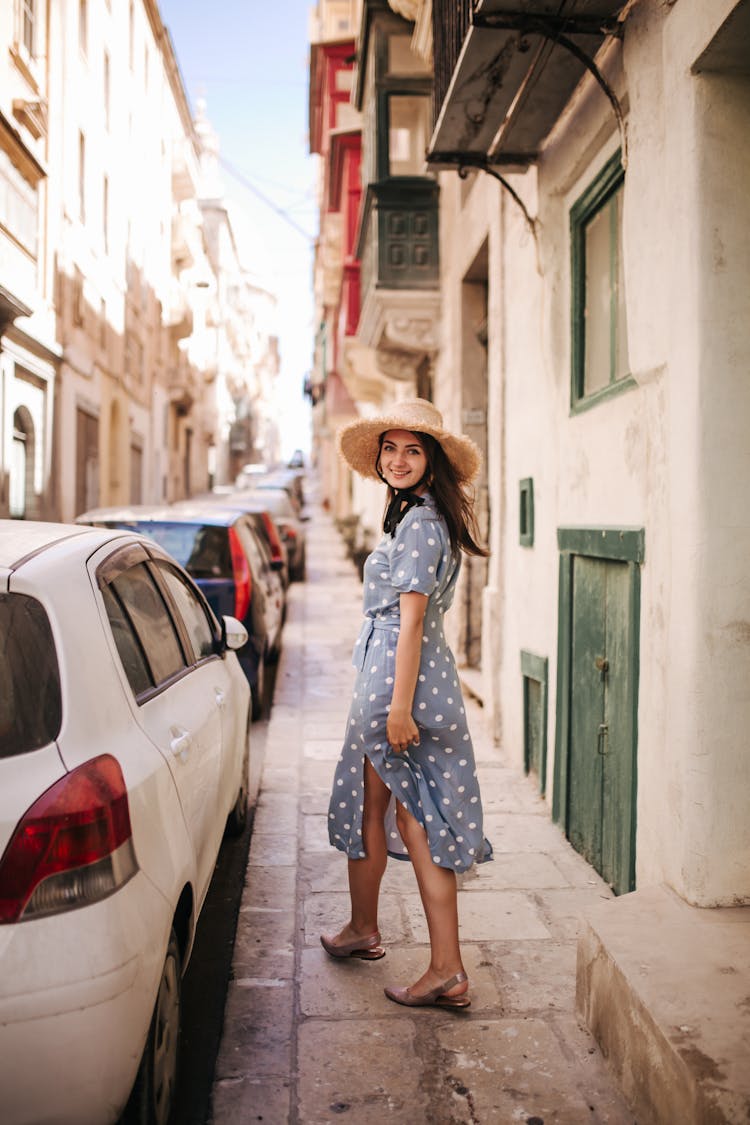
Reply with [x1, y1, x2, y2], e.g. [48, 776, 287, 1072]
[170, 728, 192, 758]
[214, 688, 226, 708]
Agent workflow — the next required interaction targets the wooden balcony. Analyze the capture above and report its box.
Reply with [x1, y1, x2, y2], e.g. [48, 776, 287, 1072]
[429, 0, 626, 169]
[357, 177, 439, 300]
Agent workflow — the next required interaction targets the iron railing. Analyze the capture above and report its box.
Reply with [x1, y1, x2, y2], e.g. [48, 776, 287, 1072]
[431, 0, 473, 131]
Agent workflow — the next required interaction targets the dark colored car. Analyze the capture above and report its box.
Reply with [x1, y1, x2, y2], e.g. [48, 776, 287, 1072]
[194, 493, 290, 589]
[77, 504, 284, 718]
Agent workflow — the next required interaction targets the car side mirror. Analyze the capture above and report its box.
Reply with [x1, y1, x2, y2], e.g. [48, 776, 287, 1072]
[221, 614, 248, 651]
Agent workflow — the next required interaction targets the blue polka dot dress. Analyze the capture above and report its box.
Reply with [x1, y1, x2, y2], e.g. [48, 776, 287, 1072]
[328, 492, 492, 873]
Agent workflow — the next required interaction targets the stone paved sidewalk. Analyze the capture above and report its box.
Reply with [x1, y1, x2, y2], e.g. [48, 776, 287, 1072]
[209, 507, 635, 1125]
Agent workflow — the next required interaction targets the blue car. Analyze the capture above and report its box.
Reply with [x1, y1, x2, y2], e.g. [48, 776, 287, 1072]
[77, 504, 284, 719]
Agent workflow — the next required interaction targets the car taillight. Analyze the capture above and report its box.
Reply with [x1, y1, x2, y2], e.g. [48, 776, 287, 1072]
[229, 527, 252, 621]
[0, 755, 138, 924]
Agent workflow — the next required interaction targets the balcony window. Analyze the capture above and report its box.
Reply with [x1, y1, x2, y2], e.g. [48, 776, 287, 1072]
[21, 0, 35, 56]
[388, 95, 430, 177]
[571, 151, 632, 410]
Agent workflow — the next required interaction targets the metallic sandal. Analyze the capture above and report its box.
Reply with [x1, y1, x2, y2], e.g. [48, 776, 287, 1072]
[384, 971, 470, 1008]
[320, 931, 386, 960]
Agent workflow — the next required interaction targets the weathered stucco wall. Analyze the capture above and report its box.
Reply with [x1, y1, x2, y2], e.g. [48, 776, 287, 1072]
[436, 0, 750, 906]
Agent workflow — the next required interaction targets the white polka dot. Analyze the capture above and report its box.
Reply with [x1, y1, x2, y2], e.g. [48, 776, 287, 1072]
[427, 566, 434, 573]
[447, 697, 453, 705]
[426, 814, 433, 822]
[398, 544, 405, 552]
[397, 570, 405, 577]
[439, 829, 447, 837]
[339, 802, 346, 808]
[370, 666, 378, 673]
[435, 714, 443, 722]
[401, 780, 408, 789]
[344, 822, 350, 830]
[337, 779, 343, 786]
[381, 572, 388, 579]
[469, 822, 477, 829]
[457, 836, 464, 843]
[390, 831, 399, 839]
[370, 721, 378, 728]
[386, 676, 393, 684]
[458, 786, 465, 794]
[469, 848, 476, 856]
[442, 797, 450, 805]
[411, 521, 420, 529]
[460, 759, 468, 766]
[369, 693, 376, 701]
[432, 687, 438, 695]
[448, 845, 455, 852]
[433, 856, 441, 864]
[428, 755, 436, 762]
[369, 582, 375, 589]
[411, 550, 420, 558]
[329, 813, 335, 819]
[471, 796, 478, 803]
[427, 537, 435, 545]
[443, 771, 450, 779]
[419, 702, 426, 710]
[350, 766, 357, 773]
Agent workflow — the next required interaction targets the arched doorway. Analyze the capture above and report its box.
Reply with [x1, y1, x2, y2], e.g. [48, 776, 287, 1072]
[9, 407, 35, 519]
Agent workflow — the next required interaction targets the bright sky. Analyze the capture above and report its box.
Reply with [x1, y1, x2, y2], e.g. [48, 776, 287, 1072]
[158, 0, 317, 459]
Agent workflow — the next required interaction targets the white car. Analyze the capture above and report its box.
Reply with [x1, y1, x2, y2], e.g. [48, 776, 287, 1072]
[0, 520, 251, 1125]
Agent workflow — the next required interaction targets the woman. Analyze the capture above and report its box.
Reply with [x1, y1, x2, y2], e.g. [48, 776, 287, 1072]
[321, 399, 492, 1010]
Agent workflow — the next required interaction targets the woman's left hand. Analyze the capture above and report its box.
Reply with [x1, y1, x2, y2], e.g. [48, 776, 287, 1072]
[387, 707, 420, 753]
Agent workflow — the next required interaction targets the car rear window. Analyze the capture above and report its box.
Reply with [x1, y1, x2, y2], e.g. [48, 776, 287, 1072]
[105, 522, 232, 579]
[0, 594, 62, 758]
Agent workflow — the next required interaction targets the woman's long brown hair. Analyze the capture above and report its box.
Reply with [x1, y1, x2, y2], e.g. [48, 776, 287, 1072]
[377, 431, 489, 558]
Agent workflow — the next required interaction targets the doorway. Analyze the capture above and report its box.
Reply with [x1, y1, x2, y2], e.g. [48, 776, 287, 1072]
[553, 527, 643, 894]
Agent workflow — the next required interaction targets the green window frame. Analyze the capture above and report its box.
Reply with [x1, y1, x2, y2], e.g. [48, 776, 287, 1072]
[570, 150, 633, 411]
[521, 650, 548, 795]
[519, 478, 534, 547]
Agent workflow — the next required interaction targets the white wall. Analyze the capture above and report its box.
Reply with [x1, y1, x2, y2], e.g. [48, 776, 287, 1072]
[436, 0, 750, 905]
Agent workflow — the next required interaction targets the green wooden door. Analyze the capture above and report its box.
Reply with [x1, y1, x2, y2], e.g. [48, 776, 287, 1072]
[567, 555, 636, 894]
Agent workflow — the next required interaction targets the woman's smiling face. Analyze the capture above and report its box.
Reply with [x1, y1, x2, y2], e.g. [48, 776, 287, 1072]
[379, 429, 428, 491]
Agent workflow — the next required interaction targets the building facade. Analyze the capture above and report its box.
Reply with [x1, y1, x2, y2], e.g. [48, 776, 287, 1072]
[0, 0, 279, 521]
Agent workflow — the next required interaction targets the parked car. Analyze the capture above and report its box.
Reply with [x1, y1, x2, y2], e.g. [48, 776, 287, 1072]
[77, 504, 284, 719]
[230, 487, 307, 582]
[254, 465, 305, 517]
[194, 493, 290, 589]
[198, 494, 291, 588]
[0, 519, 250, 1125]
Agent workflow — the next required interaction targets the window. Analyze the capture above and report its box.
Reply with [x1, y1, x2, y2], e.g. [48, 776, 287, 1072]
[570, 151, 632, 409]
[78, 0, 87, 54]
[103, 51, 110, 128]
[157, 564, 217, 662]
[78, 130, 86, 222]
[519, 478, 534, 547]
[0, 594, 62, 758]
[21, 0, 35, 56]
[105, 563, 186, 693]
[102, 175, 109, 252]
[387, 94, 430, 176]
[0, 147, 39, 256]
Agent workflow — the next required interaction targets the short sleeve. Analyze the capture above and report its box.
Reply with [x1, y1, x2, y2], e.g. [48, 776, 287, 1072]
[389, 516, 443, 595]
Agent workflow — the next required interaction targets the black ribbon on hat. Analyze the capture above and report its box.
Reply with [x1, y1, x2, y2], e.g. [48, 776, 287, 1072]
[383, 489, 425, 536]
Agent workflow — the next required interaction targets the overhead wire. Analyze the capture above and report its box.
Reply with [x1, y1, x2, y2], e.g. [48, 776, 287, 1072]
[218, 155, 317, 244]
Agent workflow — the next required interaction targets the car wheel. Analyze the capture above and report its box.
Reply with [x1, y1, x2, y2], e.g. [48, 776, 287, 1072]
[251, 652, 266, 721]
[123, 928, 181, 1125]
[225, 724, 250, 837]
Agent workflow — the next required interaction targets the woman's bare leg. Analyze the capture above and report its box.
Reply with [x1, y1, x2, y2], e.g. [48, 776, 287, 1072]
[329, 756, 391, 945]
[395, 803, 468, 997]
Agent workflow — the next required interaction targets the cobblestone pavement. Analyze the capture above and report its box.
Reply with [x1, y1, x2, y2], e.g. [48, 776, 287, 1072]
[210, 506, 636, 1125]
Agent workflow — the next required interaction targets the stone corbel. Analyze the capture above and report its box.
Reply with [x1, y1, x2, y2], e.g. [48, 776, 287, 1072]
[375, 347, 423, 383]
[382, 312, 438, 354]
[12, 98, 48, 140]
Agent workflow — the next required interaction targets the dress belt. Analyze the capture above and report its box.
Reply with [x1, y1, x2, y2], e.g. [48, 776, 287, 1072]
[352, 615, 399, 670]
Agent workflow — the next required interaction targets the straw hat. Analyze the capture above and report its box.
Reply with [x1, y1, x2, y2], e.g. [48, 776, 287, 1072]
[338, 399, 481, 485]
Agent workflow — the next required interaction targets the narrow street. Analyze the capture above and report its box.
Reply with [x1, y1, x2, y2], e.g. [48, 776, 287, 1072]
[208, 504, 636, 1124]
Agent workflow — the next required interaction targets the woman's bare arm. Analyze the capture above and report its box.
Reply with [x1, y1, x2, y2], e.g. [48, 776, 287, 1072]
[386, 591, 428, 751]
